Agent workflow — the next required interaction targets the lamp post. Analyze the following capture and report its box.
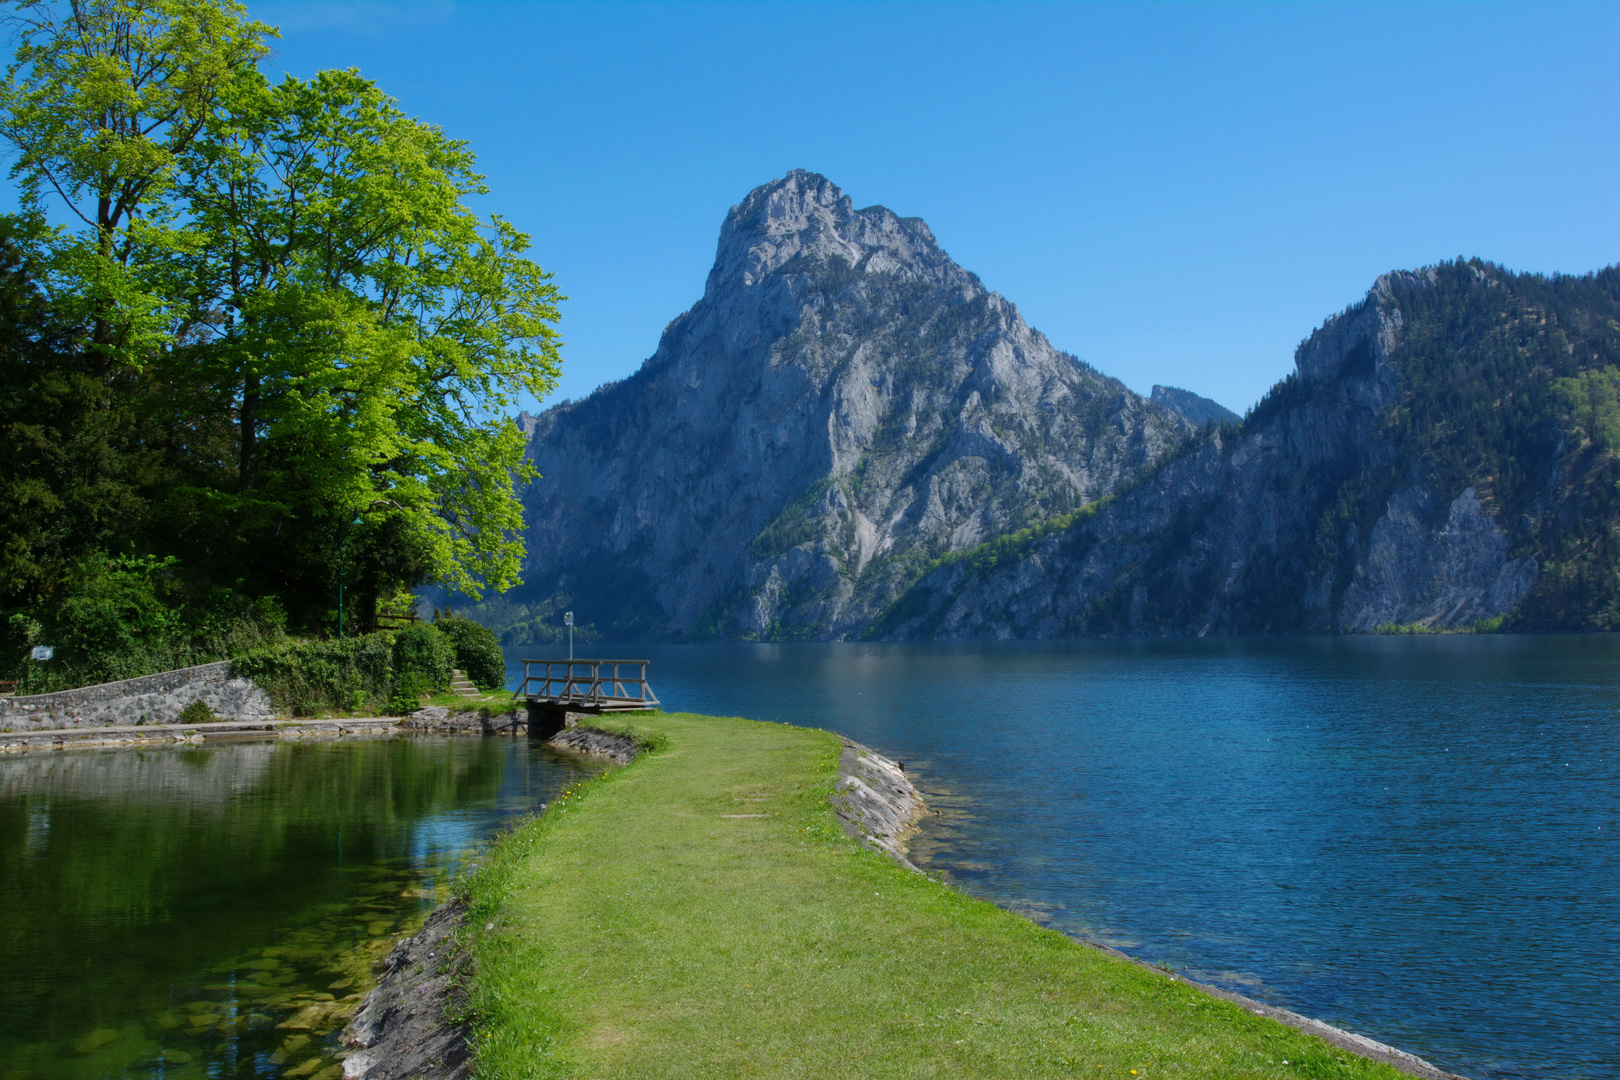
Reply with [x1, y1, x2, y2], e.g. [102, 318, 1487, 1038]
[564, 611, 573, 660]
[338, 515, 363, 639]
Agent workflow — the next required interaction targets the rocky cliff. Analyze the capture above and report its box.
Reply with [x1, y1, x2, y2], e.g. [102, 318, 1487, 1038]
[1149, 385, 1239, 428]
[874, 261, 1620, 638]
[497, 171, 1192, 640]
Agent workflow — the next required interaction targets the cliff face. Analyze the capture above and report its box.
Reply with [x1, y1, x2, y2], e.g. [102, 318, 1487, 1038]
[877, 263, 1620, 638]
[1149, 385, 1239, 428]
[505, 171, 1191, 640]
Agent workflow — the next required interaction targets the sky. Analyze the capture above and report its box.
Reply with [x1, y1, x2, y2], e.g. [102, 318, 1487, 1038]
[106, 2, 1620, 413]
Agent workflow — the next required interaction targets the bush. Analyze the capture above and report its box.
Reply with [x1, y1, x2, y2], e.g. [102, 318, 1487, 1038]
[3, 552, 288, 693]
[392, 624, 454, 692]
[387, 670, 434, 714]
[176, 699, 218, 724]
[233, 635, 394, 717]
[434, 614, 506, 691]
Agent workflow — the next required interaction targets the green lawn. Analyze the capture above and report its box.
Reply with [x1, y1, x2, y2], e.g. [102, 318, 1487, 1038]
[465, 713, 1411, 1079]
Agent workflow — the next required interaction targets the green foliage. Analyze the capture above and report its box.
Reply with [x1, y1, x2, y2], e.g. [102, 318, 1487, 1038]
[176, 699, 218, 724]
[748, 478, 833, 560]
[3, 551, 286, 692]
[391, 624, 454, 693]
[433, 613, 505, 690]
[1552, 365, 1620, 452]
[231, 634, 393, 717]
[0, 0, 563, 666]
[386, 671, 434, 715]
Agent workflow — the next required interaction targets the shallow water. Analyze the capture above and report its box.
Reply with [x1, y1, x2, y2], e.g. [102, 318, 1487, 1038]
[0, 735, 606, 1079]
[505, 636, 1619, 1080]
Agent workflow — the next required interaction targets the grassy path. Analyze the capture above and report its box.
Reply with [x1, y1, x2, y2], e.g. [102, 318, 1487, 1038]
[465, 713, 1411, 1079]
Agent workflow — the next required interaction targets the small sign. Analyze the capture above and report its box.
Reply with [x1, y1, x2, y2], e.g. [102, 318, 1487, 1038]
[31, 645, 54, 661]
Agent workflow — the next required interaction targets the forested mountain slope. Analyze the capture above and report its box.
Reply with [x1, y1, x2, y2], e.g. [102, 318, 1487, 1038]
[874, 261, 1620, 638]
[493, 171, 1192, 641]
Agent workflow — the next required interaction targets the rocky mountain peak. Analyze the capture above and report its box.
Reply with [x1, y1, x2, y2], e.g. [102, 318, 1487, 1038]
[706, 170, 976, 299]
[497, 171, 1191, 642]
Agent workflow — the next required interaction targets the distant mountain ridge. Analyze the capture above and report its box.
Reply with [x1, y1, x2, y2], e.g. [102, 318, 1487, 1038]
[874, 261, 1620, 638]
[486, 171, 1192, 641]
[474, 174, 1619, 643]
[1150, 385, 1240, 428]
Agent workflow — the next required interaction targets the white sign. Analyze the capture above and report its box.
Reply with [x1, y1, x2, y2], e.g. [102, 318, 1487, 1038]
[31, 645, 54, 661]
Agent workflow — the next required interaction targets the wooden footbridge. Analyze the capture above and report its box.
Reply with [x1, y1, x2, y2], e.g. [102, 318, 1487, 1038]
[519, 659, 660, 737]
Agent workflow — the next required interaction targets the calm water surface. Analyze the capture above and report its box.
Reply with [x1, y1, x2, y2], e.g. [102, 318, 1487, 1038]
[0, 735, 606, 1079]
[506, 636, 1619, 1080]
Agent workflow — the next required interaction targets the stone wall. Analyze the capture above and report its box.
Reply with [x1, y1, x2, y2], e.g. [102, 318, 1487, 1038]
[0, 662, 276, 732]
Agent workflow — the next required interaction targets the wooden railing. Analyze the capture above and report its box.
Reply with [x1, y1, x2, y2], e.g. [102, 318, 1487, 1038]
[519, 659, 659, 711]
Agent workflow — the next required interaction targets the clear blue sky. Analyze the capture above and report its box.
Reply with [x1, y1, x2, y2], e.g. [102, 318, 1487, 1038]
[192, 3, 1620, 412]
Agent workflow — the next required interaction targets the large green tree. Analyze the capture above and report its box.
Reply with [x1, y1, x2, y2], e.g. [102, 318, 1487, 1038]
[0, 0, 561, 639]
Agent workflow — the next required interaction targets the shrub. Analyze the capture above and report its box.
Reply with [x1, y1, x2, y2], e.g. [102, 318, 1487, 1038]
[387, 671, 434, 714]
[3, 553, 288, 693]
[176, 699, 218, 724]
[392, 624, 454, 692]
[233, 635, 394, 717]
[434, 614, 506, 691]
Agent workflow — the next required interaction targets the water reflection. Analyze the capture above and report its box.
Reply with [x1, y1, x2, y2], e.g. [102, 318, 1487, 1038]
[0, 735, 607, 1079]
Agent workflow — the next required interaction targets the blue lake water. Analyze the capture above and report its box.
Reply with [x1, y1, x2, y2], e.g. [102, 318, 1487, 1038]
[507, 635, 1618, 1080]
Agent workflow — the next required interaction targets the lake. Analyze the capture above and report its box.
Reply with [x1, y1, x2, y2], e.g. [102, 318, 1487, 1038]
[0, 736, 607, 1079]
[506, 635, 1618, 1080]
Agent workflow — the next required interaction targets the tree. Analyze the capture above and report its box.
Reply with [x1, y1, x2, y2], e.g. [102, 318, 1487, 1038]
[0, 0, 271, 370]
[0, 0, 562, 635]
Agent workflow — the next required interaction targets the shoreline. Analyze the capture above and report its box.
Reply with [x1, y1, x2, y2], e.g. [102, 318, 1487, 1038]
[337, 719, 1467, 1080]
[0, 710, 1472, 1078]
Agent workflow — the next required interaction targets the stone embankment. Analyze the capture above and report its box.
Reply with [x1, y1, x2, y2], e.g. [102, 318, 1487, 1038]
[830, 737, 926, 870]
[339, 728, 923, 1080]
[0, 700, 640, 755]
[340, 901, 474, 1080]
[0, 716, 399, 753]
[398, 706, 528, 735]
[0, 661, 274, 731]
[340, 725, 645, 1080]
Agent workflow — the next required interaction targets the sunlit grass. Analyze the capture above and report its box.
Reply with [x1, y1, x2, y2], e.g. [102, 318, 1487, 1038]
[465, 713, 1410, 1079]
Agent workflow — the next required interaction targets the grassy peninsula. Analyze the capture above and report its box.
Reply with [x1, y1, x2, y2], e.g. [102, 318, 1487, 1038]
[464, 713, 1412, 1079]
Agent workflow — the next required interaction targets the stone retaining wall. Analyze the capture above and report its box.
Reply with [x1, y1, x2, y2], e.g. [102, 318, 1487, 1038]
[0, 662, 275, 732]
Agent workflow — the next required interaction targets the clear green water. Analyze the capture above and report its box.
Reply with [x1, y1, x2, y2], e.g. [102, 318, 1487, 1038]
[0, 734, 608, 1080]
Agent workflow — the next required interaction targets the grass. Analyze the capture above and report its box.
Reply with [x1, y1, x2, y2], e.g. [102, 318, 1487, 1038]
[463, 713, 1413, 1080]
[417, 689, 524, 713]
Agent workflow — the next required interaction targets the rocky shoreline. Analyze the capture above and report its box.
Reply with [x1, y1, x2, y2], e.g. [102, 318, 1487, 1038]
[338, 724, 644, 1080]
[335, 728, 1467, 1079]
[35, 712, 1456, 1080]
[337, 730, 926, 1080]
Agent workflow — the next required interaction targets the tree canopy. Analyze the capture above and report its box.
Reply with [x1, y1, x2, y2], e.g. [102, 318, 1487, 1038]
[0, 0, 561, 685]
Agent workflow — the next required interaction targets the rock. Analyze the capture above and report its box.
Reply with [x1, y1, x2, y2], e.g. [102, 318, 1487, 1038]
[549, 726, 641, 763]
[341, 900, 473, 1080]
[70, 1028, 121, 1054]
[490, 170, 1192, 641]
[1150, 385, 1240, 428]
[877, 264, 1571, 639]
[831, 739, 926, 871]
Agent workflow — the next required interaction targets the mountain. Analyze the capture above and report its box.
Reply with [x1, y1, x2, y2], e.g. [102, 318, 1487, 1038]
[1150, 385, 1240, 428]
[491, 171, 1193, 642]
[873, 260, 1620, 638]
